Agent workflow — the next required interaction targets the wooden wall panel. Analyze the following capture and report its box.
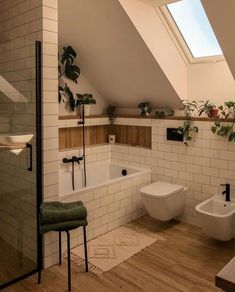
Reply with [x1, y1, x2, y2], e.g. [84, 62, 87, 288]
[59, 126, 109, 150]
[114, 125, 151, 148]
[59, 125, 151, 150]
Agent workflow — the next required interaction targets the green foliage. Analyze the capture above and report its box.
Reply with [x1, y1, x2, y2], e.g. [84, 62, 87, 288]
[211, 101, 235, 142]
[138, 102, 152, 116]
[76, 94, 96, 106]
[177, 121, 198, 146]
[177, 100, 198, 146]
[198, 100, 216, 117]
[106, 105, 116, 125]
[58, 46, 80, 111]
[182, 100, 198, 118]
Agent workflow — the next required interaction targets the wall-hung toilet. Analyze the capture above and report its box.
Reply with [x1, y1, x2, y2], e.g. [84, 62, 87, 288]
[140, 181, 187, 221]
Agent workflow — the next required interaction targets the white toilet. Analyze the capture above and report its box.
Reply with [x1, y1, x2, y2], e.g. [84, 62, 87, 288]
[140, 181, 187, 221]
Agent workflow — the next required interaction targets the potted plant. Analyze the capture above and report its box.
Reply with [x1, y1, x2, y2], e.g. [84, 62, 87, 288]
[138, 102, 152, 116]
[58, 46, 80, 111]
[176, 100, 198, 146]
[211, 101, 235, 142]
[177, 121, 198, 146]
[106, 105, 116, 144]
[76, 94, 96, 116]
[198, 100, 218, 118]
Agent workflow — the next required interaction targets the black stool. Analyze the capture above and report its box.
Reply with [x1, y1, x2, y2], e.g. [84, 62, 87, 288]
[38, 201, 88, 291]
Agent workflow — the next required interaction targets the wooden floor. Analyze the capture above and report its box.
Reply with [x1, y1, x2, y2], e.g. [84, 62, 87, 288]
[3, 216, 235, 292]
[0, 238, 36, 287]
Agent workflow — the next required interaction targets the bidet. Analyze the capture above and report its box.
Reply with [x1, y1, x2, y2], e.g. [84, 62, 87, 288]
[195, 195, 235, 241]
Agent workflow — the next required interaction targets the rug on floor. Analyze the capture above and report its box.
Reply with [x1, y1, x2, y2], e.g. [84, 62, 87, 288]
[71, 224, 164, 276]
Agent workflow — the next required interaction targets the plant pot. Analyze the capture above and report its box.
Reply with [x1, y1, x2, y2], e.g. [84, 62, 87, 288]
[209, 108, 219, 118]
[108, 134, 115, 144]
[84, 104, 91, 116]
[78, 104, 92, 116]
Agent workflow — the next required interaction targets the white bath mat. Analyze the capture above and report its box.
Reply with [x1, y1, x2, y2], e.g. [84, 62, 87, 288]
[71, 225, 163, 276]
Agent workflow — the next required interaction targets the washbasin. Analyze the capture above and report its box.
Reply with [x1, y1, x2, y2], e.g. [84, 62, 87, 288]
[195, 195, 235, 241]
[0, 133, 33, 145]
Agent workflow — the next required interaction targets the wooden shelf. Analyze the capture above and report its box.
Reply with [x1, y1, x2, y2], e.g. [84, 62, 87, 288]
[59, 114, 107, 120]
[58, 114, 235, 122]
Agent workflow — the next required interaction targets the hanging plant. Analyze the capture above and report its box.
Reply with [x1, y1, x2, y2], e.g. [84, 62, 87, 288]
[106, 105, 116, 135]
[211, 101, 235, 142]
[58, 46, 80, 111]
[177, 120, 198, 146]
[176, 100, 198, 146]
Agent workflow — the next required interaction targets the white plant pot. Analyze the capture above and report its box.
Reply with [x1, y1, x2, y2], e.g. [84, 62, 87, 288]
[108, 134, 116, 144]
[84, 104, 91, 116]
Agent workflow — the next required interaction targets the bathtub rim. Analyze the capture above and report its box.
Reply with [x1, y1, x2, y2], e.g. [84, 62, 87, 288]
[59, 162, 151, 199]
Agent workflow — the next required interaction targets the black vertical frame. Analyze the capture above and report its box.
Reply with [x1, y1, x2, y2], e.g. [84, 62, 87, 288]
[36, 40, 43, 280]
[0, 41, 43, 290]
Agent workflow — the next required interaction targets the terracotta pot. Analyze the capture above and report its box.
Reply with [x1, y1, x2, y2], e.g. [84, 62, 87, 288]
[209, 108, 219, 118]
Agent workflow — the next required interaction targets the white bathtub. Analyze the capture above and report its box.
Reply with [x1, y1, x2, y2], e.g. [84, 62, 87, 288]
[59, 162, 151, 256]
[59, 163, 148, 197]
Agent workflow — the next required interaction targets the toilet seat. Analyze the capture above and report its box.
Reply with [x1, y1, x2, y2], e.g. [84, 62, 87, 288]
[141, 181, 184, 199]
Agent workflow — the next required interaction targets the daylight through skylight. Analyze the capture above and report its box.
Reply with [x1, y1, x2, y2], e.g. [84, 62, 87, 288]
[167, 0, 223, 58]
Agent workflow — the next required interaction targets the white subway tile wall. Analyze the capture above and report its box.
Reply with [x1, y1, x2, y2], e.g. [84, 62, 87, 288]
[111, 117, 233, 226]
[0, 0, 59, 267]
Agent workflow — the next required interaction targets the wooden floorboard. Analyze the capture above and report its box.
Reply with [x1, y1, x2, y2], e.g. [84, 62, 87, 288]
[3, 216, 235, 291]
[0, 238, 36, 287]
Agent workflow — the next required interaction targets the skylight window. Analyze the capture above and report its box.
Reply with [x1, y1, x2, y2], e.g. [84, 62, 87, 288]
[166, 0, 223, 58]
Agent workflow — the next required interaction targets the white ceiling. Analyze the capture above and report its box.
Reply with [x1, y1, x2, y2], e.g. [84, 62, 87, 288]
[59, 0, 183, 109]
[201, 0, 235, 80]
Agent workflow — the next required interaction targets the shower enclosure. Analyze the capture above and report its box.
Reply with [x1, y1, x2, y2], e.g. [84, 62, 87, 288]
[0, 39, 42, 289]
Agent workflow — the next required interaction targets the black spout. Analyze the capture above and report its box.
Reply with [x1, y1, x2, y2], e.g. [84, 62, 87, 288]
[220, 183, 230, 202]
[63, 156, 83, 164]
[72, 156, 83, 164]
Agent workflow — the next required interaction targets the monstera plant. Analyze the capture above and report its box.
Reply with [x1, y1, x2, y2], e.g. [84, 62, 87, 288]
[58, 46, 80, 111]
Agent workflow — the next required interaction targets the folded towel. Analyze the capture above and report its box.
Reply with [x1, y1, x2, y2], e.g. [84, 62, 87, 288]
[40, 201, 87, 225]
[40, 218, 88, 234]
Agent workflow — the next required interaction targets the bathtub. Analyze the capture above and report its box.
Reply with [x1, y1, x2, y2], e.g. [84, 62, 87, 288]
[59, 162, 151, 250]
[59, 162, 149, 197]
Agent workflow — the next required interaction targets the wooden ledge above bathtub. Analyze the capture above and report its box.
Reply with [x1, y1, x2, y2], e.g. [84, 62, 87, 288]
[59, 114, 107, 120]
[59, 125, 151, 150]
[59, 114, 235, 122]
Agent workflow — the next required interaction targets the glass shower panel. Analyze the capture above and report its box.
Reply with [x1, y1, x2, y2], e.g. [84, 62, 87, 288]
[0, 38, 40, 288]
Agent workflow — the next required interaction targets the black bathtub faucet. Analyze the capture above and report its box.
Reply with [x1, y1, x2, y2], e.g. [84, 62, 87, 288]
[220, 183, 230, 202]
[63, 156, 83, 164]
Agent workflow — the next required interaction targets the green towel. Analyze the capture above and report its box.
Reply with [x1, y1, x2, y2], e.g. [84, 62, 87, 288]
[40, 201, 87, 225]
[40, 218, 88, 234]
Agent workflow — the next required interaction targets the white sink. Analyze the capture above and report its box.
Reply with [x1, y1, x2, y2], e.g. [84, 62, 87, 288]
[195, 196, 235, 241]
[0, 133, 33, 145]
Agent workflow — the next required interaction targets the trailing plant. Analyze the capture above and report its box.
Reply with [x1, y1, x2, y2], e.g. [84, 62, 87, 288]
[218, 101, 235, 119]
[106, 105, 116, 135]
[177, 121, 198, 146]
[177, 100, 198, 146]
[211, 101, 235, 142]
[182, 100, 198, 117]
[58, 46, 80, 111]
[138, 102, 152, 116]
[198, 100, 218, 118]
[106, 105, 116, 125]
[76, 94, 96, 106]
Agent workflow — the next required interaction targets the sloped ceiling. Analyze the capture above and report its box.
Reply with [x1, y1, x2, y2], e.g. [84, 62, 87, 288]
[59, 0, 183, 108]
[201, 0, 235, 80]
